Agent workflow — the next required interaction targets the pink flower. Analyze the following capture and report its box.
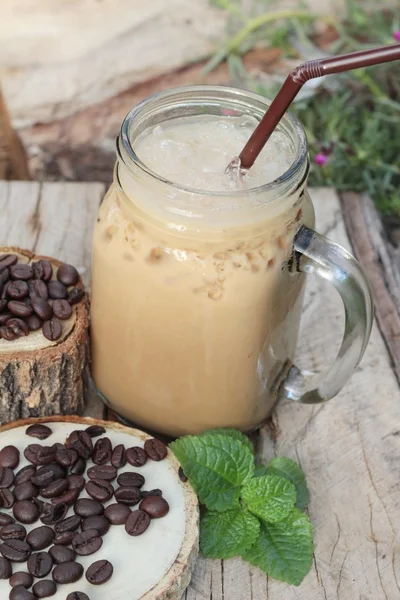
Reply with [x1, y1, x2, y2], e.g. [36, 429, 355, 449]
[393, 31, 400, 42]
[314, 152, 329, 167]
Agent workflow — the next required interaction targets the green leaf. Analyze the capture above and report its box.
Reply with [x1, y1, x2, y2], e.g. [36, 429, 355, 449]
[267, 457, 310, 510]
[199, 428, 254, 453]
[200, 508, 260, 559]
[241, 475, 296, 523]
[243, 509, 314, 586]
[254, 464, 268, 477]
[170, 434, 254, 511]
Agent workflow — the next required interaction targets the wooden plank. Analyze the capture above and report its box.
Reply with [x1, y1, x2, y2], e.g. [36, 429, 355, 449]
[0, 180, 106, 419]
[186, 188, 400, 599]
[341, 192, 400, 384]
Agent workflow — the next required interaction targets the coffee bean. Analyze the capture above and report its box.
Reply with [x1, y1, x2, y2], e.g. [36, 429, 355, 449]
[178, 467, 188, 482]
[81, 516, 109, 536]
[67, 475, 85, 492]
[68, 287, 85, 305]
[85, 425, 106, 438]
[26, 526, 54, 551]
[8, 301, 32, 318]
[54, 515, 81, 534]
[141, 489, 162, 498]
[26, 424, 52, 440]
[52, 561, 83, 584]
[0, 513, 14, 526]
[28, 279, 48, 300]
[144, 438, 167, 461]
[74, 499, 104, 518]
[92, 437, 112, 465]
[87, 465, 116, 482]
[27, 551, 53, 578]
[14, 482, 38, 501]
[31, 463, 65, 486]
[31, 297, 53, 321]
[72, 530, 102, 556]
[24, 445, 41, 466]
[0, 268, 9, 286]
[32, 260, 53, 282]
[0, 555, 12, 578]
[32, 579, 57, 598]
[0, 539, 31, 562]
[0, 254, 17, 271]
[53, 532, 75, 546]
[9, 571, 33, 588]
[56, 447, 79, 469]
[52, 299, 72, 320]
[13, 500, 40, 524]
[51, 443, 65, 452]
[7, 318, 29, 337]
[51, 488, 79, 506]
[40, 502, 68, 525]
[40, 478, 68, 499]
[69, 458, 86, 476]
[111, 444, 126, 469]
[0, 312, 12, 325]
[0, 281, 10, 300]
[7, 281, 29, 300]
[126, 446, 147, 467]
[85, 559, 113, 585]
[0, 467, 14, 488]
[66, 593, 89, 600]
[26, 314, 42, 331]
[9, 586, 35, 600]
[49, 544, 76, 564]
[57, 264, 80, 286]
[117, 472, 145, 489]
[104, 503, 131, 525]
[0, 445, 20, 469]
[0, 524, 26, 541]
[67, 431, 93, 459]
[47, 281, 67, 300]
[114, 486, 141, 506]
[42, 319, 62, 342]
[140, 495, 170, 518]
[10, 264, 33, 281]
[0, 489, 15, 509]
[0, 325, 18, 341]
[85, 480, 113, 503]
[125, 509, 150, 536]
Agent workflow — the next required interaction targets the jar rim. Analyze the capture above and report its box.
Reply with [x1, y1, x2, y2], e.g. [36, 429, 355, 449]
[119, 85, 308, 199]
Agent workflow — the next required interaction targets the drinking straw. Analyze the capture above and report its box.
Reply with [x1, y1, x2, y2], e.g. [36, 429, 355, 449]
[234, 43, 400, 171]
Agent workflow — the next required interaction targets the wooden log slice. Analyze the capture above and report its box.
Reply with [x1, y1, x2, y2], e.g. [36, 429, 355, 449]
[0, 247, 89, 423]
[0, 416, 199, 600]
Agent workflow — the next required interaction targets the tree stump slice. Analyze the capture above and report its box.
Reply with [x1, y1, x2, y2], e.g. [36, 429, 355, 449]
[0, 247, 90, 423]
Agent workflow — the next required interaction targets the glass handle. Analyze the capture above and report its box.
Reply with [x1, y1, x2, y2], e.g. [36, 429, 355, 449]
[282, 225, 374, 404]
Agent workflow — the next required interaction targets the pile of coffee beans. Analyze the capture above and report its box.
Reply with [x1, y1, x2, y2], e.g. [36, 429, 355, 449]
[0, 423, 170, 599]
[0, 254, 85, 342]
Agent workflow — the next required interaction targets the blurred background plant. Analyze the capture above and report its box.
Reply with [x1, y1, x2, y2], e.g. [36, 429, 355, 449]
[207, 0, 400, 218]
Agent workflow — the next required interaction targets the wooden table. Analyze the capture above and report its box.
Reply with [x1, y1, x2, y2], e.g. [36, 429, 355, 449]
[1, 180, 399, 600]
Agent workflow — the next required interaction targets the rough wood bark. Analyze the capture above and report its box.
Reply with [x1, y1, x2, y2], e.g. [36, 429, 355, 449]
[0, 247, 90, 423]
[340, 192, 400, 383]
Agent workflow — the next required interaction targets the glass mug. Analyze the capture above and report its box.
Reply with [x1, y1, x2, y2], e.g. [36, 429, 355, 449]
[90, 86, 373, 437]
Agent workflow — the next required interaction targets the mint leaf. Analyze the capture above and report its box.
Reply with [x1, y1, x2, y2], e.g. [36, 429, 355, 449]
[199, 428, 253, 453]
[254, 464, 268, 477]
[243, 509, 313, 586]
[170, 434, 254, 511]
[267, 457, 309, 510]
[241, 474, 296, 523]
[200, 508, 260, 559]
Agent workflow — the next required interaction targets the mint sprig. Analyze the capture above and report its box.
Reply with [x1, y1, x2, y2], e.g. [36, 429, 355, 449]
[170, 429, 313, 586]
[170, 433, 254, 511]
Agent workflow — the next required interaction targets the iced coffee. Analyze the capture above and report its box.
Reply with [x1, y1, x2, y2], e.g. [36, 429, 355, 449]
[91, 88, 314, 436]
